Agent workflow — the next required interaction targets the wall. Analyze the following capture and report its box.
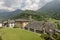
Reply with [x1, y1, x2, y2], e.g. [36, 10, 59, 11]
[15, 21, 29, 28]
[15, 22, 23, 28]
[9, 23, 15, 28]
[22, 22, 29, 27]
[0, 23, 2, 27]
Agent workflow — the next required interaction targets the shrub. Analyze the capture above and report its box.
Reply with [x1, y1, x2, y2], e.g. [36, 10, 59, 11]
[54, 33, 60, 40]
[40, 34, 51, 40]
[13, 25, 18, 28]
[55, 21, 60, 29]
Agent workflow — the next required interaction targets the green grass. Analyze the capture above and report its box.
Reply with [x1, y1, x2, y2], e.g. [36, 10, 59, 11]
[0, 28, 43, 40]
[48, 18, 60, 23]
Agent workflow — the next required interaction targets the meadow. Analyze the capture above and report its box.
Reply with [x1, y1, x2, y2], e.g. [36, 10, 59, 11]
[0, 28, 42, 40]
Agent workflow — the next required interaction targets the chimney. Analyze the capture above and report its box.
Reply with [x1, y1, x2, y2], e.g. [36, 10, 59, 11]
[29, 15, 32, 21]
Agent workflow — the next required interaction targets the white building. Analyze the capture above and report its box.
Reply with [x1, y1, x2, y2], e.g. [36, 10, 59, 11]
[8, 20, 15, 28]
[0, 20, 3, 27]
[0, 23, 3, 27]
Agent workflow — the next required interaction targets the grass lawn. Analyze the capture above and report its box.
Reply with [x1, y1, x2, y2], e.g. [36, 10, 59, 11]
[0, 28, 43, 40]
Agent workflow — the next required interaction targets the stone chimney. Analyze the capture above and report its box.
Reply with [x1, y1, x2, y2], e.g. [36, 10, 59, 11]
[29, 15, 32, 21]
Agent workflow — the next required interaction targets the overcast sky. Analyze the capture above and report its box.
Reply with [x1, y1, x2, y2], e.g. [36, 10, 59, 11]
[0, 0, 53, 11]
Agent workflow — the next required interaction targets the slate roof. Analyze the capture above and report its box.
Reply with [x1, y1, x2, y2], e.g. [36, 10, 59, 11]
[8, 20, 15, 23]
[43, 22, 56, 33]
[3, 21, 8, 23]
[25, 21, 56, 33]
[15, 19, 30, 22]
[25, 21, 44, 30]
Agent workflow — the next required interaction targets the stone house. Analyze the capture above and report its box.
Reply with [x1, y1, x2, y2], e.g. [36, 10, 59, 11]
[0, 19, 30, 28]
[8, 20, 15, 28]
[2, 20, 15, 28]
[25, 21, 57, 34]
[15, 19, 30, 29]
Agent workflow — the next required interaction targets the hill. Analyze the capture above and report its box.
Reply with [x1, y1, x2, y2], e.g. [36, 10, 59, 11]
[10, 0, 60, 20]
[38, 0, 60, 20]
[0, 9, 22, 19]
[0, 28, 42, 40]
[11, 10, 47, 21]
[39, 0, 60, 12]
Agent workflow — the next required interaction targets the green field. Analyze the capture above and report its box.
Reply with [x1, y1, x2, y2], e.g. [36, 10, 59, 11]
[0, 28, 42, 40]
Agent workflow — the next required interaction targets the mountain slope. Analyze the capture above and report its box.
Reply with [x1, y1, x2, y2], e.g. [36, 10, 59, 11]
[39, 0, 60, 12]
[0, 9, 22, 19]
[38, 0, 60, 20]
[11, 10, 50, 21]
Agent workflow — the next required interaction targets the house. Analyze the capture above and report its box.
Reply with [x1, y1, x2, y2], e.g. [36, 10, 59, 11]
[0, 15, 32, 28]
[8, 20, 15, 28]
[2, 20, 15, 28]
[0, 19, 30, 28]
[25, 21, 46, 33]
[15, 19, 30, 29]
[3, 21, 8, 27]
[25, 21, 57, 34]
[43, 22, 57, 34]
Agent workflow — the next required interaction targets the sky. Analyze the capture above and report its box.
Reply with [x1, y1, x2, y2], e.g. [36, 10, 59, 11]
[0, 0, 53, 11]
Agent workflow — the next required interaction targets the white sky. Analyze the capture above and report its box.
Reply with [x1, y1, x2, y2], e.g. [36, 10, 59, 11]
[0, 0, 53, 11]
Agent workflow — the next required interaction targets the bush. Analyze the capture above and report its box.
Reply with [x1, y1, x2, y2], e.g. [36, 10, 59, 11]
[40, 34, 51, 40]
[55, 21, 60, 29]
[54, 33, 60, 40]
[13, 25, 18, 28]
[0, 27, 2, 29]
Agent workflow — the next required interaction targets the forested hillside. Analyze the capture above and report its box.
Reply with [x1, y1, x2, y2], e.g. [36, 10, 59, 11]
[11, 9, 60, 21]
[38, 0, 60, 20]
[10, 0, 60, 20]
[11, 10, 51, 21]
[0, 9, 22, 19]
